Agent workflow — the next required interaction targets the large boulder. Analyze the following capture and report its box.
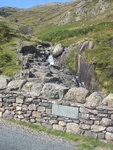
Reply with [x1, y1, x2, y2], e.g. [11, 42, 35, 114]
[100, 118, 112, 127]
[102, 94, 113, 107]
[86, 92, 105, 108]
[22, 81, 43, 97]
[0, 75, 11, 90]
[53, 44, 64, 57]
[64, 87, 89, 103]
[8, 80, 26, 90]
[41, 83, 68, 100]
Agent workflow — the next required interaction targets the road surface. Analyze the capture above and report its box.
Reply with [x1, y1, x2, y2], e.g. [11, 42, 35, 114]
[0, 120, 78, 150]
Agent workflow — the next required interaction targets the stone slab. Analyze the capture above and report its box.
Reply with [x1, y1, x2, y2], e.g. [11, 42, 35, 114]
[52, 104, 78, 119]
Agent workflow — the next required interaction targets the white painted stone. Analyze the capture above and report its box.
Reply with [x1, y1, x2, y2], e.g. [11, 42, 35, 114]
[59, 121, 66, 127]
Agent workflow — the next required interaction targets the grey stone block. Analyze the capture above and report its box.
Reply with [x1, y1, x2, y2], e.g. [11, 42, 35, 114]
[38, 106, 45, 112]
[79, 113, 90, 119]
[98, 132, 105, 139]
[52, 104, 79, 119]
[107, 127, 113, 133]
[85, 131, 97, 139]
[66, 123, 79, 133]
[91, 125, 106, 132]
[28, 104, 36, 111]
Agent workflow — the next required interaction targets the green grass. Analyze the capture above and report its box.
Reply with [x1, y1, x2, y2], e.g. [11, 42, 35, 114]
[0, 20, 10, 43]
[0, 19, 19, 76]
[39, 21, 113, 43]
[0, 42, 18, 76]
[64, 48, 77, 71]
[39, 24, 94, 42]
[4, 119, 113, 150]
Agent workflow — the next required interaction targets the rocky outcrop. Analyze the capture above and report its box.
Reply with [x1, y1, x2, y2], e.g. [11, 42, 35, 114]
[74, 0, 110, 21]
[0, 7, 19, 17]
[56, 11, 71, 25]
[76, 41, 95, 91]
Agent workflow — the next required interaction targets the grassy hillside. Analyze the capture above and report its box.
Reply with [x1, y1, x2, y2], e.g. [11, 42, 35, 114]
[0, 0, 113, 93]
[0, 19, 9, 42]
[0, 19, 18, 76]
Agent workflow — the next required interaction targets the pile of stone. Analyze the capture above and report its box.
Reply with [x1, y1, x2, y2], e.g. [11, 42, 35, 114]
[0, 42, 77, 100]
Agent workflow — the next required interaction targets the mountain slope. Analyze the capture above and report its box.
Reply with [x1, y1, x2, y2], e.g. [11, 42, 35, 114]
[0, 0, 113, 93]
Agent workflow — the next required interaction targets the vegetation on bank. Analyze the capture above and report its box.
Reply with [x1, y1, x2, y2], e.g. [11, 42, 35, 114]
[0, 41, 18, 76]
[0, 19, 39, 77]
[0, 20, 18, 76]
[5, 119, 113, 150]
[39, 22, 113, 43]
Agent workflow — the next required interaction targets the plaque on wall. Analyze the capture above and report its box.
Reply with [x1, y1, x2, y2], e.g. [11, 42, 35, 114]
[52, 104, 79, 119]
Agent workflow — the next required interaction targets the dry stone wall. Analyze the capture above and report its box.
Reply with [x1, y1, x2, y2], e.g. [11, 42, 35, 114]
[0, 89, 113, 141]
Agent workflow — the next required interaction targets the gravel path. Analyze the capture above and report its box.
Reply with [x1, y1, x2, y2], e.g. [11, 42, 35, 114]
[0, 120, 79, 150]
